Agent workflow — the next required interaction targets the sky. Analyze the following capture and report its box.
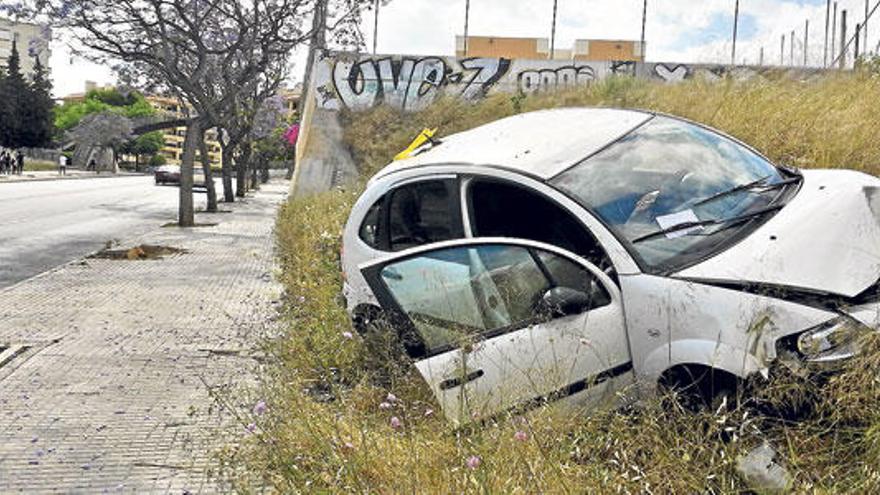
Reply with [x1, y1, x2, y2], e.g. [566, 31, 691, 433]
[49, 0, 878, 97]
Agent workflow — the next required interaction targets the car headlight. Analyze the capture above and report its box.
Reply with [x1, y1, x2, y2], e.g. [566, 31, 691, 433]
[796, 316, 870, 363]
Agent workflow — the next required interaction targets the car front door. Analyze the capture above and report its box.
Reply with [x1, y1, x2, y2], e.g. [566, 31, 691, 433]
[360, 239, 633, 425]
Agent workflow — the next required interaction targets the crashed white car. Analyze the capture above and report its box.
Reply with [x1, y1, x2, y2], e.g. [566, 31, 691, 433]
[340, 108, 880, 425]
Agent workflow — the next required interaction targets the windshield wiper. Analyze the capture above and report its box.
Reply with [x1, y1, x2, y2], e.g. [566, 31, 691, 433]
[632, 204, 785, 244]
[694, 176, 800, 207]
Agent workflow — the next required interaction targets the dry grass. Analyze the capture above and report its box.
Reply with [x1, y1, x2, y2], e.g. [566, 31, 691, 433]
[218, 73, 880, 493]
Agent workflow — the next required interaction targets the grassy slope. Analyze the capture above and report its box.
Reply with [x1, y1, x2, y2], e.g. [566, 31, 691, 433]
[219, 74, 880, 493]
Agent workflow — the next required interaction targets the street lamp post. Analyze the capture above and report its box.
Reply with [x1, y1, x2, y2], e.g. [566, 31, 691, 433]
[372, 0, 379, 54]
[732, 0, 740, 65]
[640, 0, 648, 61]
[464, 0, 470, 56]
[550, 0, 558, 59]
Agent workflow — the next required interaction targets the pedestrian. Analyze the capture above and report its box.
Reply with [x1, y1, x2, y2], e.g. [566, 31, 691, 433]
[1, 152, 10, 175]
[15, 150, 24, 175]
[58, 154, 67, 176]
[88, 158, 97, 173]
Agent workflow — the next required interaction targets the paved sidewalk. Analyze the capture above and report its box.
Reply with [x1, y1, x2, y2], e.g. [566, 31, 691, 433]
[0, 170, 145, 183]
[0, 181, 288, 492]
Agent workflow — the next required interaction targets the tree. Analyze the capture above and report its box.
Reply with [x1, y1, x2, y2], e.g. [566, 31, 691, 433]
[0, 41, 29, 149]
[122, 131, 165, 171]
[19, 56, 55, 148]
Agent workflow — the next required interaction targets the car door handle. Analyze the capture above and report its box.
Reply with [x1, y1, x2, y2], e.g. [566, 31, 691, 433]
[438, 369, 485, 391]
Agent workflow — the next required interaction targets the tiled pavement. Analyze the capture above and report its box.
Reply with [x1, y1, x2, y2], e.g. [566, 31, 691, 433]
[0, 181, 288, 493]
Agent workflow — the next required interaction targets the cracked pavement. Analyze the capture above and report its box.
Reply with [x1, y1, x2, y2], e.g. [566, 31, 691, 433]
[0, 181, 288, 493]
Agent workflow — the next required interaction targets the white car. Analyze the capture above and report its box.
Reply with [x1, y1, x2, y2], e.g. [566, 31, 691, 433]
[340, 108, 880, 425]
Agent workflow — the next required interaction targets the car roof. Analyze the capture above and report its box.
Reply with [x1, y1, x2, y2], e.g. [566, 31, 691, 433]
[372, 107, 654, 182]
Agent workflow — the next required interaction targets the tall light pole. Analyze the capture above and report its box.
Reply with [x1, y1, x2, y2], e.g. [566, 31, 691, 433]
[824, 0, 831, 66]
[372, 0, 379, 55]
[731, 0, 740, 65]
[640, 0, 648, 61]
[550, 0, 558, 59]
[463, 0, 470, 56]
[804, 19, 809, 66]
[832, 2, 838, 63]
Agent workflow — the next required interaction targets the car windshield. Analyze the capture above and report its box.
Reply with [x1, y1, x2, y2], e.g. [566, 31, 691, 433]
[551, 116, 790, 272]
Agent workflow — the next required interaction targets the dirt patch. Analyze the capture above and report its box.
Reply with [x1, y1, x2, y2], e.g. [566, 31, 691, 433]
[90, 244, 187, 260]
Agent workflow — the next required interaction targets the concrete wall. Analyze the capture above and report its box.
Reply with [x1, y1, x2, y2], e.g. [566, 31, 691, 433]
[293, 50, 825, 196]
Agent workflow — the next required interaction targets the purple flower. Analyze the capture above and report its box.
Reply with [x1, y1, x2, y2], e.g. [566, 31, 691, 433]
[466, 455, 482, 470]
[514, 430, 528, 442]
[424, 408, 434, 417]
[245, 423, 257, 433]
[343, 441, 355, 450]
[390, 416, 402, 429]
[252, 400, 267, 416]
[341, 331, 354, 340]
[386, 393, 397, 403]
[379, 401, 392, 410]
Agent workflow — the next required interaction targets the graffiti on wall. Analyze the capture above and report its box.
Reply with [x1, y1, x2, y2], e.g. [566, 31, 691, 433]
[314, 51, 609, 112]
[312, 51, 824, 112]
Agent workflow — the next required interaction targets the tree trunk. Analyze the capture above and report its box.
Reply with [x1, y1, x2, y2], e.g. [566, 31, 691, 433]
[236, 142, 250, 198]
[260, 155, 270, 184]
[199, 127, 218, 212]
[220, 141, 235, 203]
[134, 154, 140, 172]
[250, 157, 259, 190]
[285, 153, 295, 180]
[178, 120, 199, 227]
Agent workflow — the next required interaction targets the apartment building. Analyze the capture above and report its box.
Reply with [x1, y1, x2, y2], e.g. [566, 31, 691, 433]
[0, 18, 51, 77]
[455, 35, 645, 62]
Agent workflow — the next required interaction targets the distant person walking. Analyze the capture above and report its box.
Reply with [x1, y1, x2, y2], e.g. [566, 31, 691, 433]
[58, 154, 67, 176]
[88, 158, 97, 173]
[15, 150, 24, 175]
[1, 152, 10, 175]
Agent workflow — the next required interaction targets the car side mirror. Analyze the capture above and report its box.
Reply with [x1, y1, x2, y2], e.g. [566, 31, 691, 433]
[541, 286, 592, 318]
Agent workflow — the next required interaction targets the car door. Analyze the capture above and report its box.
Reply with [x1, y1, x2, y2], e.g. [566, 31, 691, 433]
[360, 238, 633, 425]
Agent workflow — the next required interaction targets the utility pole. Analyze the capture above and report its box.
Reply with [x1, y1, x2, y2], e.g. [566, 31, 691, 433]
[855, 23, 861, 62]
[832, 2, 838, 63]
[463, 0, 470, 56]
[790, 29, 795, 65]
[640, 0, 648, 61]
[824, 0, 831, 66]
[866, 0, 870, 49]
[780, 33, 785, 65]
[550, 0, 558, 59]
[300, 0, 327, 113]
[732, 0, 740, 65]
[840, 9, 847, 69]
[372, 0, 379, 55]
[804, 19, 809, 66]
[759, 46, 764, 66]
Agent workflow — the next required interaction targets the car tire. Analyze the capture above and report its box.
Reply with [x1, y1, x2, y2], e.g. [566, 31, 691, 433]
[659, 364, 740, 413]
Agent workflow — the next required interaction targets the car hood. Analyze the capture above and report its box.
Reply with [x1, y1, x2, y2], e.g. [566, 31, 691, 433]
[676, 169, 880, 298]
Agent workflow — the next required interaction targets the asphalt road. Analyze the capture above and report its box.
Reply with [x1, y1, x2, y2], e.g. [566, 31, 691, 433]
[0, 176, 212, 288]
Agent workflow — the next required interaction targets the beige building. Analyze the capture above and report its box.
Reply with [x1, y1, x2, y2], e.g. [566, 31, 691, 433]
[456, 35, 645, 62]
[0, 18, 51, 77]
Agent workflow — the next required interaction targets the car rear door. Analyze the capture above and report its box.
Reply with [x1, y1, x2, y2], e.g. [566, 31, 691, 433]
[360, 238, 632, 425]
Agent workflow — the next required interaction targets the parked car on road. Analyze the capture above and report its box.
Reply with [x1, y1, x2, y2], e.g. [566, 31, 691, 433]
[340, 108, 880, 425]
[154, 165, 208, 188]
[154, 165, 180, 185]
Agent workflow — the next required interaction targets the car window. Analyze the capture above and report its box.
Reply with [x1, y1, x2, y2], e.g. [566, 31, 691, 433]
[388, 181, 461, 251]
[359, 179, 463, 251]
[378, 244, 609, 356]
[468, 180, 614, 275]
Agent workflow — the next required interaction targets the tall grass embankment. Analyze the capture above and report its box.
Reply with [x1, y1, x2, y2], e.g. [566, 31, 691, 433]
[218, 74, 880, 493]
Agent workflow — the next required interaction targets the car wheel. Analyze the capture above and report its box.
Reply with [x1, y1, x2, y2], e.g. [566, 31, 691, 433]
[659, 364, 740, 413]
